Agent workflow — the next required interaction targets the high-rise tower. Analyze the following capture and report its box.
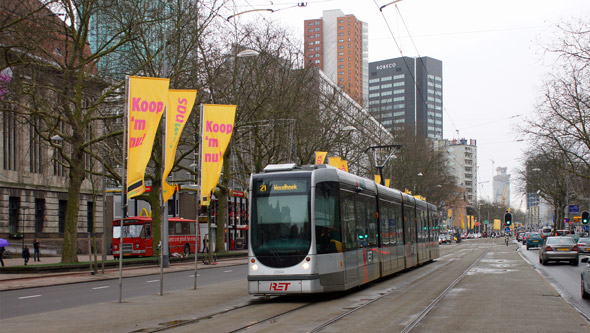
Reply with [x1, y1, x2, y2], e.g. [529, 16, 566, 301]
[304, 9, 368, 106]
[368, 57, 443, 139]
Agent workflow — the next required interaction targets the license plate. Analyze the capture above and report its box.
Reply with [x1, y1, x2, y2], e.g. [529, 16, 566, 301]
[586, 248, 590, 251]
[533, 240, 538, 243]
[557, 248, 569, 251]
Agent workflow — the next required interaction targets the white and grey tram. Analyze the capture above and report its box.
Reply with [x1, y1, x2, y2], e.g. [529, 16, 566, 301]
[248, 163, 440, 295]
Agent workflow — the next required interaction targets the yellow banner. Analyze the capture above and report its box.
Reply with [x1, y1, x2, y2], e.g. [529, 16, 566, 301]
[375, 175, 381, 184]
[328, 156, 348, 172]
[315, 151, 327, 164]
[162, 90, 197, 202]
[127, 76, 170, 199]
[385, 179, 390, 187]
[200, 104, 236, 206]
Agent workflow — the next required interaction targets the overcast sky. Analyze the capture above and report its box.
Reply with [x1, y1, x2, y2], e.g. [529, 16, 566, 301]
[228, 0, 590, 207]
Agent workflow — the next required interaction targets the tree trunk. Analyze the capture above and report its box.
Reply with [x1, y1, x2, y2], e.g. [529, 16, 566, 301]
[215, 147, 231, 254]
[61, 145, 86, 263]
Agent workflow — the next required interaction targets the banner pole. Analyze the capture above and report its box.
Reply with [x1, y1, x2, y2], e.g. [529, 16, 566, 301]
[119, 75, 130, 303]
[160, 99, 168, 296]
[194, 104, 204, 290]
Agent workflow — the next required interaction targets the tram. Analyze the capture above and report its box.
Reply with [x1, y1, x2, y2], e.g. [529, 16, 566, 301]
[248, 163, 440, 295]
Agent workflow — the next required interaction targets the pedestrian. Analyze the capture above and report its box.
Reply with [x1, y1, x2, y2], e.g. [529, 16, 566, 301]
[201, 234, 209, 253]
[0, 246, 5, 267]
[22, 245, 30, 265]
[33, 238, 41, 262]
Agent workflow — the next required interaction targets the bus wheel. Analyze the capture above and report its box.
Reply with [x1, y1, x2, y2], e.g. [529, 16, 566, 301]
[184, 244, 190, 256]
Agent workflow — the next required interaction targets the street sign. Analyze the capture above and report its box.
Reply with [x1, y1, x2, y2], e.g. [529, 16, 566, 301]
[504, 227, 510, 233]
[584, 225, 589, 231]
[569, 205, 579, 214]
[484, 220, 489, 224]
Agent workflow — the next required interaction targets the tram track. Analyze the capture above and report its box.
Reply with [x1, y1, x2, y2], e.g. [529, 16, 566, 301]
[133, 243, 490, 333]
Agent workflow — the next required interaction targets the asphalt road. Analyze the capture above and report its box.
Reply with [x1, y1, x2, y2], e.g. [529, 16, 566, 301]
[517, 239, 590, 319]
[0, 264, 248, 319]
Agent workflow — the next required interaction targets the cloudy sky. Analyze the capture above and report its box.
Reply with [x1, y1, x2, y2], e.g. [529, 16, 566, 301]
[227, 0, 590, 207]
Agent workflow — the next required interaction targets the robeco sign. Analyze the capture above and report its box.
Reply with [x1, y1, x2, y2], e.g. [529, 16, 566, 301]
[376, 63, 396, 70]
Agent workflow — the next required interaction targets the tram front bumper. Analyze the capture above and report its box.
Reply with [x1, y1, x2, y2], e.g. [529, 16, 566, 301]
[248, 275, 322, 295]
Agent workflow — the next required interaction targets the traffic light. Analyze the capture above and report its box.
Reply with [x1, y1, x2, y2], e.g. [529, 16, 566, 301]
[504, 212, 513, 226]
[582, 211, 590, 224]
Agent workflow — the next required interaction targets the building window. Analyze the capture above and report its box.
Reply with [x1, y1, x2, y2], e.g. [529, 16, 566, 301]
[3, 110, 17, 171]
[315, 40, 320, 45]
[381, 76, 392, 81]
[338, 39, 344, 43]
[30, 118, 43, 173]
[315, 33, 320, 38]
[393, 74, 404, 80]
[9, 196, 20, 234]
[315, 60, 320, 64]
[35, 198, 45, 233]
[87, 201, 94, 233]
[315, 27, 320, 32]
[58, 200, 67, 233]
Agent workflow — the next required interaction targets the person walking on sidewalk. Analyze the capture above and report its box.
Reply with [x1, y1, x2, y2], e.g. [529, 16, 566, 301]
[33, 238, 41, 262]
[0, 246, 5, 267]
[22, 245, 30, 265]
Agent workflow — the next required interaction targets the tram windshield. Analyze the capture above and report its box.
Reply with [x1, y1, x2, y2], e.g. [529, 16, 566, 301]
[251, 177, 311, 267]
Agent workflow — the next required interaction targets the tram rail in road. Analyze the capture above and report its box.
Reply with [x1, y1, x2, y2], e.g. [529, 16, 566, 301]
[137, 242, 494, 332]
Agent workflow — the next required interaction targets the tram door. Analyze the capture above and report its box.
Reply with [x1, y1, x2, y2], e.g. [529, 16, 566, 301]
[341, 190, 359, 287]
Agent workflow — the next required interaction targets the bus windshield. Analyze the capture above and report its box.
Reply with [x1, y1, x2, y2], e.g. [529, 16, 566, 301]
[113, 224, 144, 239]
[251, 177, 311, 267]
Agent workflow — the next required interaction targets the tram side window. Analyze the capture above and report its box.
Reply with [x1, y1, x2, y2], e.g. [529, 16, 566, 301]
[169, 222, 176, 235]
[394, 204, 403, 245]
[379, 200, 390, 247]
[145, 223, 151, 238]
[341, 190, 356, 251]
[365, 196, 377, 247]
[355, 195, 368, 248]
[315, 182, 342, 254]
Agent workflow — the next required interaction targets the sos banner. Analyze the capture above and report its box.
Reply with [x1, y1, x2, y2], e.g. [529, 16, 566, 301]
[127, 76, 170, 199]
[200, 104, 236, 206]
[162, 90, 197, 202]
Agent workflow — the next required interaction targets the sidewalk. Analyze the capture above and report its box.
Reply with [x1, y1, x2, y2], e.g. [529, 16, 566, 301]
[0, 254, 247, 291]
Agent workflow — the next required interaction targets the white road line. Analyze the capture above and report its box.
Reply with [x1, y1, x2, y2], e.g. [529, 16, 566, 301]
[189, 274, 200, 277]
[223, 270, 233, 273]
[146, 279, 160, 283]
[92, 286, 110, 290]
[19, 295, 42, 299]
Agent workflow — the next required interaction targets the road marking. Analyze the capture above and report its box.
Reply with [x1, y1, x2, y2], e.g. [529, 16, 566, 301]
[189, 274, 200, 277]
[92, 286, 110, 290]
[223, 270, 233, 273]
[19, 295, 41, 299]
[146, 280, 160, 283]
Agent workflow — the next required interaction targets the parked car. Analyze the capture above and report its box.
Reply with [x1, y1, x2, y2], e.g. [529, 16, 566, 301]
[582, 256, 590, 299]
[525, 232, 543, 250]
[539, 236, 579, 266]
[577, 237, 590, 255]
[517, 232, 526, 242]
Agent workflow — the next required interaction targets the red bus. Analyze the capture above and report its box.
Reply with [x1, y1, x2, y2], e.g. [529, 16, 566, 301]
[112, 216, 199, 258]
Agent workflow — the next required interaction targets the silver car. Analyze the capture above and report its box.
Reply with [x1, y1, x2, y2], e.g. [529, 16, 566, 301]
[539, 236, 579, 266]
[581, 256, 590, 299]
[577, 237, 590, 255]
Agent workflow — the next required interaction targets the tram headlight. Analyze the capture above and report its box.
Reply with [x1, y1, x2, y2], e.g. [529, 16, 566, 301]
[251, 263, 259, 271]
[302, 262, 310, 270]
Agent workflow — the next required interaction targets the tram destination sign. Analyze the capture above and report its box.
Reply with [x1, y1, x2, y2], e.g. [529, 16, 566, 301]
[256, 179, 308, 195]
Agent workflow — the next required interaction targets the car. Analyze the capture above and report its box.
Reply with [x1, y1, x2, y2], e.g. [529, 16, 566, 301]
[567, 234, 582, 243]
[577, 237, 590, 255]
[539, 236, 579, 266]
[581, 256, 590, 299]
[521, 232, 530, 243]
[541, 227, 553, 239]
[525, 232, 543, 250]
